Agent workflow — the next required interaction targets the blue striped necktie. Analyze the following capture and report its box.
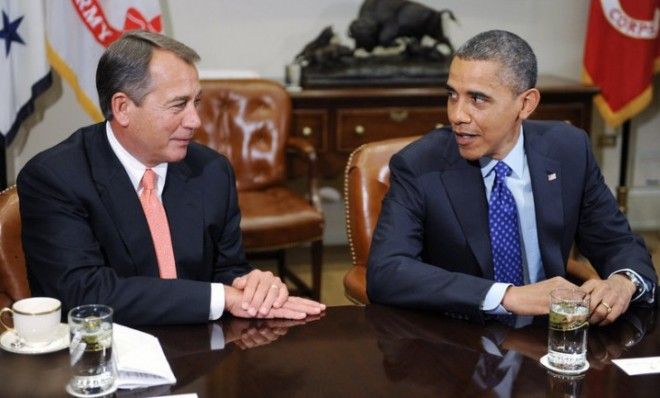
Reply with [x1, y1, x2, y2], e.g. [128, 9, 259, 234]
[489, 162, 524, 286]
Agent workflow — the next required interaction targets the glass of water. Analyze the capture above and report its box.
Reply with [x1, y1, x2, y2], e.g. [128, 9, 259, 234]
[67, 304, 116, 397]
[548, 288, 590, 371]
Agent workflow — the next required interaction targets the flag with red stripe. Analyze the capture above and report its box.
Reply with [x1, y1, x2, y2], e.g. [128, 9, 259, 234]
[583, 0, 659, 127]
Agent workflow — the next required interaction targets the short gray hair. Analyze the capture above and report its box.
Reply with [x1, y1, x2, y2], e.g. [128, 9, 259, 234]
[454, 30, 537, 94]
[96, 30, 200, 120]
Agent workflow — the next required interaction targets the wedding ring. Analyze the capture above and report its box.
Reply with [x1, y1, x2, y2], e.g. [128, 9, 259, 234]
[600, 302, 612, 313]
[271, 284, 279, 289]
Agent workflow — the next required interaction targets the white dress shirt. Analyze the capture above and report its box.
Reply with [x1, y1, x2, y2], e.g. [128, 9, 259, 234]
[480, 127, 542, 313]
[106, 122, 225, 320]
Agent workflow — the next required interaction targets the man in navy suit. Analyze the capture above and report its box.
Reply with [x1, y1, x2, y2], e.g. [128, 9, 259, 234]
[17, 31, 324, 325]
[367, 30, 656, 325]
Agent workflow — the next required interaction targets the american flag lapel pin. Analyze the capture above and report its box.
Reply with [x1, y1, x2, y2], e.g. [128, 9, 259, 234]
[547, 172, 557, 181]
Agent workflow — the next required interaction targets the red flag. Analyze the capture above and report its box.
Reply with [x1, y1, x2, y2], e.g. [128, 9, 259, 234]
[657, 25, 660, 71]
[583, 0, 659, 127]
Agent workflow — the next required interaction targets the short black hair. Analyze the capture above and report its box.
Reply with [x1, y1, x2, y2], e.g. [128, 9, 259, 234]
[455, 30, 537, 94]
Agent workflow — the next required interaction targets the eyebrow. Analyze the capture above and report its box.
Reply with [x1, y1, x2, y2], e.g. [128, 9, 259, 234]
[166, 92, 201, 105]
[444, 83, 492, 100]
[165, 95, 190, 105]
[467, 90, 491, 100]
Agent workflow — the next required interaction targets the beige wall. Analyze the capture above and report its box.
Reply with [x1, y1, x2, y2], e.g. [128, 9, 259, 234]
[7, 0, 659, 228]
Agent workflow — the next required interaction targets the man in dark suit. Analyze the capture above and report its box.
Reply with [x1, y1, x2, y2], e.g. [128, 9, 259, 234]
[367, 30, 656, 325]
[17, 31, 324, 325]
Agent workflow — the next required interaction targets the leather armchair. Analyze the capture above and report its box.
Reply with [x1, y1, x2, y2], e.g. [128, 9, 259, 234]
[343, 136, 598, 304]
[344, 136, 418, 304]
[0, 186, 30, 310]
[195, 79, 324, 300]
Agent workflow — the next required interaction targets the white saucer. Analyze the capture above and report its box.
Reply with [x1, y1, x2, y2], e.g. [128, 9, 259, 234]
[540, 354, 589, 374]
[0, 323, 69, 354]
[65, 380, 118, 398]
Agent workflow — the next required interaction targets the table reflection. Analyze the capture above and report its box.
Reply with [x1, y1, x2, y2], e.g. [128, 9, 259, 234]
[365, 303, 656, 398]
[546, 370, 585, 398]
[135, 314, 324, 396]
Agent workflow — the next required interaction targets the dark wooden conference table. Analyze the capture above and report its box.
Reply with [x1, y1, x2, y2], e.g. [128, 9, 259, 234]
[1, 302, 658, 397]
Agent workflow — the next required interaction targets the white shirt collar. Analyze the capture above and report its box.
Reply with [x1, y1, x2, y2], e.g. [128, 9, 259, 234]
[480, 125, 525, 179]
[105, 122, 168, 197]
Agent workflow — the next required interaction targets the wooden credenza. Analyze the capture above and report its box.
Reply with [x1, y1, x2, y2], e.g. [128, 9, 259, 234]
[290, 76, 599, 177]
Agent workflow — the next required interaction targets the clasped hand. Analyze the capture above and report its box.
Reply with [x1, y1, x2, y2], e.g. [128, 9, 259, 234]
[501, 275, 636, 325]
[225, 269, 325, 320]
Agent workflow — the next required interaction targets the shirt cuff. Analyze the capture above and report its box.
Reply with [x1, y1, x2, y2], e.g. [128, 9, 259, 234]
[609, 268, 655, 304]
[482, 282, 513, 314]
[209, 283, 226, 320]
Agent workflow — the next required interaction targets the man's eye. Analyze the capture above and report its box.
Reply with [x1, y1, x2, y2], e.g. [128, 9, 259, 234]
[472, 95, 486, 104]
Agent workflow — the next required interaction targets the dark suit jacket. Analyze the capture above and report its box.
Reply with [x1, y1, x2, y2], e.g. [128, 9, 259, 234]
[367, 120, 656, 322]
[17, 123, 252, 325]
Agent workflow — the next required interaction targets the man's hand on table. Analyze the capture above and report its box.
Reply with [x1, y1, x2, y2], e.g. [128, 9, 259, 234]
[224, 283, 325, 320]
[501, 276, 580, 316]
[232, 269, 289, 316]
[581, 275, 636, 326]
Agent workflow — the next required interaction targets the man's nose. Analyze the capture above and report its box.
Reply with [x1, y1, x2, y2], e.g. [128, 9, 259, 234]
[448, 99, 470, 125]
[184, 104, 202, 129]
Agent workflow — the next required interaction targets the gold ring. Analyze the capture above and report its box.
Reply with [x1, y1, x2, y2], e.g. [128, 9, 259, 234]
[600, 302, 612, 313]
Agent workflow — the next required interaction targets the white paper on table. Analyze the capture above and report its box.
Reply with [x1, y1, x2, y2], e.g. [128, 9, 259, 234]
[113, 324, 177, 389]
[612, 356, 660, 376]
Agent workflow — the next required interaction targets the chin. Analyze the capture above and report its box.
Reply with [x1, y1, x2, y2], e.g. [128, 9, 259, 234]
[167, 148, 189, 163]
[458, 148, 481, 161]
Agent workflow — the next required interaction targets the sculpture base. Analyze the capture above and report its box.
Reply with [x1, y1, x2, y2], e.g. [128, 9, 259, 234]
[301, 54, 450, 88]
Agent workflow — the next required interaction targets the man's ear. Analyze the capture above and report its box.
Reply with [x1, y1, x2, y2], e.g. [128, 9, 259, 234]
[110, 92, 132, 127]
[518, 88, 541, 120]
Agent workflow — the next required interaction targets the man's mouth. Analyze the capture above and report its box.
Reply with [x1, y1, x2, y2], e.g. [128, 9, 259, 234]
[171, 136, 192, 143]
[454, 132, 478, 146]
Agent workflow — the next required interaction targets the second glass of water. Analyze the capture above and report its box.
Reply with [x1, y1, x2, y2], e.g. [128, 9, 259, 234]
[548, 288, 590, 371]
[67, 304, 116, 397]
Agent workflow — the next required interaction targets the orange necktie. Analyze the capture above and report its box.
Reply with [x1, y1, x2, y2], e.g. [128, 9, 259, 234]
[139, 169, 177, 279]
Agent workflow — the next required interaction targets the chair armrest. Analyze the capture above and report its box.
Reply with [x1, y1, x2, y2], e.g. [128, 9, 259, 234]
[286, 137, 322, 212]
[566, 258, 600, 283]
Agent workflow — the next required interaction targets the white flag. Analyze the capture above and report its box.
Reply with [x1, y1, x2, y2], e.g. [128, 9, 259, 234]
[0, 0, 51, 145]
[46, 0, 162, 121]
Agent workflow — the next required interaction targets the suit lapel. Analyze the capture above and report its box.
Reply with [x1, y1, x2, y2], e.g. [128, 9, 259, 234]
[163, 162, 204, 279]
[87, 125, 160, 277]
[441, 158, 493, 279]
[525, 128, 565, 277]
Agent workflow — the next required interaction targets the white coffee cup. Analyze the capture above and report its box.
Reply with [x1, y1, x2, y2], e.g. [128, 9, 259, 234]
[0, 297, 61, 346]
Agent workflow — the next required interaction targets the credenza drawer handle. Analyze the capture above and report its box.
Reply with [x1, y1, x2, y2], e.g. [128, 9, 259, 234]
[354, 125, 365, 135]
[302, 126, 313, 136]
[389, 110, 409, 122]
